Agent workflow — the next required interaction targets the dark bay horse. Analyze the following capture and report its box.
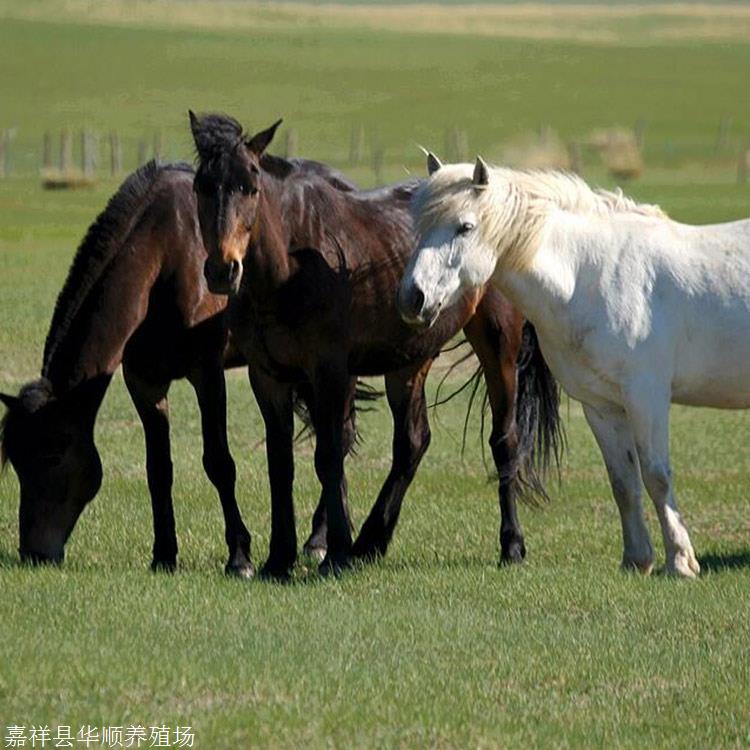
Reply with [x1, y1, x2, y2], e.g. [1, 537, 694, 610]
[0, 159, 356, 573]
[190, 112, 563, 577]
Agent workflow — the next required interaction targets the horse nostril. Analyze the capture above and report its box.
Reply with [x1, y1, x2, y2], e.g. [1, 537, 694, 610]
[411, 286, 425, 315]
[229, 260, 241, 283]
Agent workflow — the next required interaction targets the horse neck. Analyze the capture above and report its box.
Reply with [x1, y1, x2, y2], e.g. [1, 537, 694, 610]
[493, 210, 588, 334]
[244, 177, 296, 298]
[43, 224, 165, 396]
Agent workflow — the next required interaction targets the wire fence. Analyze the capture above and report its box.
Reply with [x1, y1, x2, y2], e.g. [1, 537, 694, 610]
[0, 122, 749, 187]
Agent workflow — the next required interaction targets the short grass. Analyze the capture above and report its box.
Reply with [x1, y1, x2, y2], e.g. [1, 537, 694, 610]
[1, 6, 750, 749]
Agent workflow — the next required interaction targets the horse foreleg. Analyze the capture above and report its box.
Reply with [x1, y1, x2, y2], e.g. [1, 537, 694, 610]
[123, 368, 177, 572]
[249, 365, 297, 580]
[302, 378, 358, 562]
[311, 361, 352, 576]
[583, 403, 654, 574]
[189, 365, 253, 578]
[351, 361, 432, 562]
[464, 315, 526, 564]
[624, 392, 700, 578]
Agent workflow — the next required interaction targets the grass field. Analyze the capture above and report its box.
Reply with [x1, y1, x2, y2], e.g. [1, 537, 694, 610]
[2, 4, 750, 748]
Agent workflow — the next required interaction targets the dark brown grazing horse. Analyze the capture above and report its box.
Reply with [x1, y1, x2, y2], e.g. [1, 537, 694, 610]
[0, 159, 357, 573]
[190, 112, 563, 577]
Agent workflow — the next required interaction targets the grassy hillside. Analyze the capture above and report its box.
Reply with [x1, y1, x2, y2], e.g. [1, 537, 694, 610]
[1, 7, 750, 176]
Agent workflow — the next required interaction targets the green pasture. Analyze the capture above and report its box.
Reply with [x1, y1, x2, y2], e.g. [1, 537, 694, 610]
[2, 9, 750, 176]
[1, 6, 750, 748]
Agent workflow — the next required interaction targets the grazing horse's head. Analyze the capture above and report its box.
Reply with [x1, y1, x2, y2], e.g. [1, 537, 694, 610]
[189, 111, 282, 295]
[1, 380, 103, 564]
[398, 154, 509, 328]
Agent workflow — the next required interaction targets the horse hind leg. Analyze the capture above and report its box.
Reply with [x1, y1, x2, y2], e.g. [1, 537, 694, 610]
[624, 392, 699, 578]
[583, 403, 654, 574]
[123, 367, 178, 572]
[463, 314, 526, 564]
[351, 361, 432, 561]
[189, 365, 254, 579]
[302, 378, 358, 563]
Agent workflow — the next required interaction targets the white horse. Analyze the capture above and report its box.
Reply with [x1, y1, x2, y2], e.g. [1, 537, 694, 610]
[399, 153, 750, 577]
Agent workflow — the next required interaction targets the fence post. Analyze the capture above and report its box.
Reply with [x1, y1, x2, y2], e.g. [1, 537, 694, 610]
[153, 131, 164, 161]
[444, 127, 455, 161]
[42, 132, 53, 171]
[716, 116, 733, 154]
[634, 118, 647, 150]
[110, 132, 122, 177]
[60, 129, 73, 173]
[81, 130, 97, 177]
[568, 142, 583, 174]
[444, 127, 469, 163]
[538, 123, 553, 147]
[371, 142, 385, 185]
[349, 124, 365, 166]
[738, 148, 750, 185]
[284, 128, 298, 159]
[455, 128, 468, 162]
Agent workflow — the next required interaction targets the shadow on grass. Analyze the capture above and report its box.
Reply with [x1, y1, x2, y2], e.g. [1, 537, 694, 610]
[698, 549, 750, 573]
[247, 551, 497, 587]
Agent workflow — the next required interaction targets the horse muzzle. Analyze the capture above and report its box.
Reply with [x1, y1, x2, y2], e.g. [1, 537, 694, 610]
[397, 282, 439, 329]
[204, 258, 243, 295]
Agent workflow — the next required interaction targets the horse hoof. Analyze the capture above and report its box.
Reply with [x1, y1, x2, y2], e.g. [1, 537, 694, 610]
[225, 561, 256, 579]
[666, 551, 700, 579]
[350, 542, 384, 564]
[500, 540, 526, 565]
[151, 559, 177, 574]
[302, 544, 327, 564]
[258, 560, 293, 583]
[351, 533, 388, 563]
[621, 556, 654, 575]
[319, 555, 351, 578]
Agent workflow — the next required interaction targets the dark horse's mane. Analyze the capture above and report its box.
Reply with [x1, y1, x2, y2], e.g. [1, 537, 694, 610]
[3, 161, 193, 468]
[42, 160, 195, 380]
[190, 112, 245, 162]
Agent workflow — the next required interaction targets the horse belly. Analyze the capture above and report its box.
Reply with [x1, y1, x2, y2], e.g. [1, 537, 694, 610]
[672, 344, 750, 408]
[535, 333, 622, 407]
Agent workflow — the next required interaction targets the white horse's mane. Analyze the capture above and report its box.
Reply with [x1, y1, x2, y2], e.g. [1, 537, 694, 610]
[414, 164, 667, 272]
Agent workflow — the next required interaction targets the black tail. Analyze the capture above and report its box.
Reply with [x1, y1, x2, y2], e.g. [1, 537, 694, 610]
[512, 322, 565, 502]
[431, 323, 564, 503]
[292, 380, 383, 449]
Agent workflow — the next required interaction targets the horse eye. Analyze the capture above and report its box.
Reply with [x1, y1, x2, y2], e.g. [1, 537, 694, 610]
[457, 222, 475, 236]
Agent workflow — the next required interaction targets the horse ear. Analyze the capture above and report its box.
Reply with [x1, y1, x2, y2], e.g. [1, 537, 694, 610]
[188, 110, 200, 138]
[473, 156, 490, 188]
[427, 152, 443, 176]
[418, 146, 443, 176]
[0, 393, 18, 411]
[245, 119, 283, 156]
